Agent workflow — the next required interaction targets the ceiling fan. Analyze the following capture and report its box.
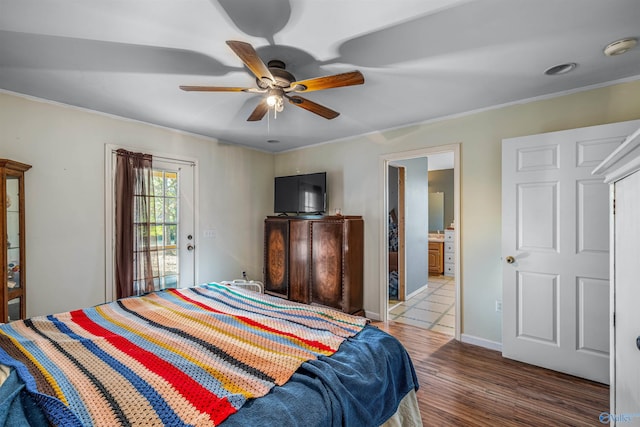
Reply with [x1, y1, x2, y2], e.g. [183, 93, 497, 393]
[179, 41, 364, 121]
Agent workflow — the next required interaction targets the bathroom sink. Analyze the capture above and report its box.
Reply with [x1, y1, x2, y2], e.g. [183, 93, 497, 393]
[428, 233, 445, 241]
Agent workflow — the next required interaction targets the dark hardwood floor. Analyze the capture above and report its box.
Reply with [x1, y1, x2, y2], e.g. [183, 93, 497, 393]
[373, 321, 609, 426]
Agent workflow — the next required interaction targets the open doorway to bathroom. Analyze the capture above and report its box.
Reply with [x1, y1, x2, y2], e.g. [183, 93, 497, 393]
[381, 145, 460, 339]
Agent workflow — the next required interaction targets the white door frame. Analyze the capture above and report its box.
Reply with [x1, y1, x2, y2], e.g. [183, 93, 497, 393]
[379, 143, 461, 341]
[104, 144, 199, 302]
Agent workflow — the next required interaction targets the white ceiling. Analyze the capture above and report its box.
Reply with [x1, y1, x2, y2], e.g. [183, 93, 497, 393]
[1, 0, 639, 152]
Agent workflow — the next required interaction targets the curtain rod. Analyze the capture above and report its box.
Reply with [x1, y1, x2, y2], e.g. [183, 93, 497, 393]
[111, 149, 195, 167]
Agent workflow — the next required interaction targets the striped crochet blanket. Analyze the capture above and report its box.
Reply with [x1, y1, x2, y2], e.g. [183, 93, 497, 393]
[0, 283, 368, 426]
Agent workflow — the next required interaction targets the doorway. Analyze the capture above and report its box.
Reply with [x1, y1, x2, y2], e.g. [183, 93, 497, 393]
[380, 144, 460, 340]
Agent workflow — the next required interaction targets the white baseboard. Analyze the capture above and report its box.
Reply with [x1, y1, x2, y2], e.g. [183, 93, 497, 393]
[460, 334, 503, 352]
[406, 283, 429, 300]
[365, 311, 381, 321]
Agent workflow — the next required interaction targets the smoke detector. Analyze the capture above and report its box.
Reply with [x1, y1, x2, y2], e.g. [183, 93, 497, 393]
[604, 38, 637, 56]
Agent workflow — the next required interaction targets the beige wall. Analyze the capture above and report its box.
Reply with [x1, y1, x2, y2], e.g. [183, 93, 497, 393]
[3, 78, 640, 343]
[0, 92, 274, 317]
[274, 79, 640, 344]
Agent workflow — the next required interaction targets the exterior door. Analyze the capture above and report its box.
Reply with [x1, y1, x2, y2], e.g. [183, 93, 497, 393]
[502, 121, 640, 384]
[105, 151, 196, 301]
[152, 159, 196, 289]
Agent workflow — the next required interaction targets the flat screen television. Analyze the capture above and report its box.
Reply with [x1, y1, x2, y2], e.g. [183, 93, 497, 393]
[274, 172, 326, 215]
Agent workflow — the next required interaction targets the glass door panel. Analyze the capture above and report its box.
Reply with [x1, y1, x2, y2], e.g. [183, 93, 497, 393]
[7, 297, 21, 322]
[6, 177, 20, 290]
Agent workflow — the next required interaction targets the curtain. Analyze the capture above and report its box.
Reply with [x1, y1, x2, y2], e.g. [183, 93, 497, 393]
[114, 149, 159, 299]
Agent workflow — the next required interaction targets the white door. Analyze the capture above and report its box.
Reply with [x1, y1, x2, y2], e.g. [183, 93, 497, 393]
[152, 159, 196, 289]
[105, 151, 196, 301]
[613, 170, 640, 415]
[502, 121, 640, 383]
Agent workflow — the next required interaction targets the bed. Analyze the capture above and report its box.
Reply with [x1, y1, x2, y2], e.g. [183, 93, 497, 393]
[0, 283, 421, 426]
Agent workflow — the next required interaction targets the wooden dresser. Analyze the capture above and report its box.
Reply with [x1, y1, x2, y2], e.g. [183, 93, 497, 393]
[444, 229, 455, 276]
[264, 216, 364, 315]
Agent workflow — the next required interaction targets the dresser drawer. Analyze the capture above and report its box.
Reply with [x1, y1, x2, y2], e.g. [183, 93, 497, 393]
[444, 263, 455, 276]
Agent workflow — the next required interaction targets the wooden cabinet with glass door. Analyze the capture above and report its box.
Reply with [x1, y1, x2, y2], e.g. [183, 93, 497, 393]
[1, 159, 31, 323]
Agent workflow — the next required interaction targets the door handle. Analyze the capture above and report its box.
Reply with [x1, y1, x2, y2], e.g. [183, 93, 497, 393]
[187, 244, 195, 251]
[636, 336, 640, 351]
[505, 256, 515, 264]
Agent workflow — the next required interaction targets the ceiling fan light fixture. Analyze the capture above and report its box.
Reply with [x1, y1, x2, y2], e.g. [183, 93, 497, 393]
[266, 94, 278, 107]
[544, 62, 577, 76]
[604, 37, 637, 56]
[266, 88, 284, 112]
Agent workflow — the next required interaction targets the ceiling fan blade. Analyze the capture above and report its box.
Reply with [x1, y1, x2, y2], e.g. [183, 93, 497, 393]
[179, 85, 252, 92]
[226, 40, 275, 84]
[289, 71, 364, 93]
[247, 99, 269, 121]
[286, 95, 340, 119]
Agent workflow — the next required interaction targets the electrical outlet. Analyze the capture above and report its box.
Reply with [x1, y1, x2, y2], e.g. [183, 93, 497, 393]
[495, 300, 502, 313]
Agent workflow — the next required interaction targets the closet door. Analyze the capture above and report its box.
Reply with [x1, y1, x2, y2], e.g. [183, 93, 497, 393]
[613, 170, 640, 416]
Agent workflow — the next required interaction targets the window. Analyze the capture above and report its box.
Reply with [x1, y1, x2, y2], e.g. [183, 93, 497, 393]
[133, 169, 180, 291]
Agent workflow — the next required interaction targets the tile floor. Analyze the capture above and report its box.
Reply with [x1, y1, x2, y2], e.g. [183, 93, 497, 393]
[388, 275, 455, 335]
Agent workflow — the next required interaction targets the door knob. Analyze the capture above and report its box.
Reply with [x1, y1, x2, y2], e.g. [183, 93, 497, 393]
[505, 256, 515, 264]
[187, 244, 195, 251]
[636, 336, 640, 351]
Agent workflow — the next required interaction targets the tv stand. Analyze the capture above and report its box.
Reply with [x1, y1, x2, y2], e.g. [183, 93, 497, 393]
[263, 216, 364, 315]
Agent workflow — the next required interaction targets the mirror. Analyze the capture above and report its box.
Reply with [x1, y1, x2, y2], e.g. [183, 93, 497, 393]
[428, 192, 444, 232]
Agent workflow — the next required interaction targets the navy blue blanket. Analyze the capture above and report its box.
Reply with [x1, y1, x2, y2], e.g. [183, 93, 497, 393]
[0, 368, 48, 426]
[224, 325, 419, 426]
[1, 325, 417, 426]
